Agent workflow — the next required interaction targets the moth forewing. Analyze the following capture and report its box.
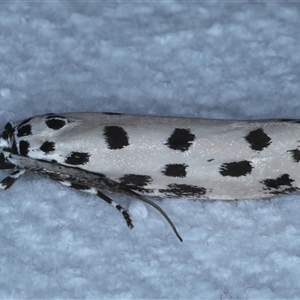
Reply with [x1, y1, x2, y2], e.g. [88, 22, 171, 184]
[1, 112, 300, 241]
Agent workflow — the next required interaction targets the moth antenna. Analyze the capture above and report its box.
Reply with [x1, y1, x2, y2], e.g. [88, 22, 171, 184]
[125, 188, 183, 242]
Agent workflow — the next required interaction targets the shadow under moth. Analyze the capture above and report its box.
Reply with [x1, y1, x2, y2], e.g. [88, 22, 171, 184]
[1, 112, 300, 241]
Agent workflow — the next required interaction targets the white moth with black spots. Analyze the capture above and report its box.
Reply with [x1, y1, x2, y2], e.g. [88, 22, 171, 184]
[1, 113, 300, 241]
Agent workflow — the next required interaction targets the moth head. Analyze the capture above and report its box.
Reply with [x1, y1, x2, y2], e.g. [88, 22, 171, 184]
[0, 122, 17, 170]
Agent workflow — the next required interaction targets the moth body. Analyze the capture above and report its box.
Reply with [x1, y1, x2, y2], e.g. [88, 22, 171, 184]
[1, 112, 300, 241]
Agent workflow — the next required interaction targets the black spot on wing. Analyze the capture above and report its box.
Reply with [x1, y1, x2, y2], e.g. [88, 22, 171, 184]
[280, 119, 300, 123]
[288, 149, 300, 162]
[103, 112, 122, 115]
[17, 124, 32, 137]
[262, 174, 293, 189]
[220, 160, 253, 177]
[45, 115, 67, 130]
[40, 141, 55, 154]
[261, 174, 299, 195]
[18, 117, 32, 128]
[280, 118, 294, 122]
[104, 126, 129, 150]
[162, 164, 187, 178]
[165, 128, 195, 152]
[207, 158, 214, 162]
[159, 184, 206, 197]
[119, 174, 152, 190]
[244, 128, 271, 151]
[19, 140, 30, 156]
[65, 152, 90, 165]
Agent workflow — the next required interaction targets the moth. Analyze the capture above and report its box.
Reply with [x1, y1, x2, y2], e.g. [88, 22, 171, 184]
[1, 112, 300, 241]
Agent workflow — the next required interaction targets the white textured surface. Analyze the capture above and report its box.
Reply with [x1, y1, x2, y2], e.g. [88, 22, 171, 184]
[1, 2, 300, 299]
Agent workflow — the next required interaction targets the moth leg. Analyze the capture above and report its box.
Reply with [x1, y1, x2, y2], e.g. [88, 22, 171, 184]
[96, 190, 134, 229]
[59, 181, 134, 229]
[0, 169, 26, 190]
